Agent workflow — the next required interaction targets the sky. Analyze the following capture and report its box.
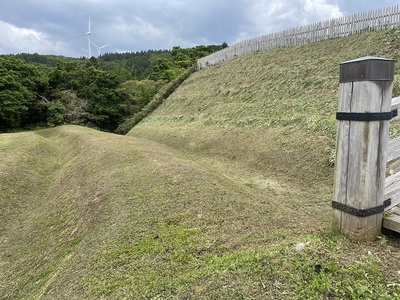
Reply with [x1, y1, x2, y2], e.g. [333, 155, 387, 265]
[0, 0, 399, 58]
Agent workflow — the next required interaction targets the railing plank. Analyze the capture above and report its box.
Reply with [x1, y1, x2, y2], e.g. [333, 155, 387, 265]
[391, 96, 400, 121]
[384, 172, 400, 211]
[383, 98, 400, 212]
[387, 96, 400, 162]
[383, 207, 400, 232]
[387, 137, 400, 162]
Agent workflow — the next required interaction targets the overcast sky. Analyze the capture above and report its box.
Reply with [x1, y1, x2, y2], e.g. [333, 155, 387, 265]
[0, 0, 399, 58]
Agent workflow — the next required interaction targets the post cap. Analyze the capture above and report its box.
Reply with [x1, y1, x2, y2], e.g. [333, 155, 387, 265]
[339, 56, 395, 83]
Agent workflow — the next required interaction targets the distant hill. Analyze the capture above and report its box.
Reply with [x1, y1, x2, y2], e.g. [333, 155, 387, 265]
[13, 44, 226, 80]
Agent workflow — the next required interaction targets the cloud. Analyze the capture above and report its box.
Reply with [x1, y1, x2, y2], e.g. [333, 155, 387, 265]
[0, 0, 398, 57]
[303, 0, 343, 20]
[91, 1, 242, 52]
[0, 20, 74, 56]
[239, 0, 343, 41]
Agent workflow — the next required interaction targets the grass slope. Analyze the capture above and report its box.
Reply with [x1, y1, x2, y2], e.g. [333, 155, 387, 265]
[2, 126, 399, 300]
[1, 125, 333, 299]
[2, 29, 400, 299]
[128, 28, 400, 187]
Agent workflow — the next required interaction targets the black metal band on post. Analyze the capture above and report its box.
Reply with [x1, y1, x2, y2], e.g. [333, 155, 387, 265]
[332, 199, 391, 217]
[336, 110, 398, 121]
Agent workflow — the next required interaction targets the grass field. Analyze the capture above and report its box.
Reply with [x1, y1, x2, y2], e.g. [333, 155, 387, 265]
[3, 28, 400, 299]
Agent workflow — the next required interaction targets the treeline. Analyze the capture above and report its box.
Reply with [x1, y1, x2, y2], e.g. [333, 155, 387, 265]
[0, 43, 226, 132]
[100, 44, 227, 80]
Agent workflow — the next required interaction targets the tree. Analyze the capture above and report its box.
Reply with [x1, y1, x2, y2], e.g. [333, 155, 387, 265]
[47, 59, 128, 131]
[54, 90, 88, 125]
[47, 99, 65, 126]
[118, 79, 164, 115]
[0, 56, 39, 130]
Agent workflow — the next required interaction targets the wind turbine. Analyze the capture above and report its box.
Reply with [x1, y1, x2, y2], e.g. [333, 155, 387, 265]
[91, 41, 110, 57]
[77, 14, 92, 58]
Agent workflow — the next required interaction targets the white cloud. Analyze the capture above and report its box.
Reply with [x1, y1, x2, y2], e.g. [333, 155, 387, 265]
[303, 0, 343, 21]
[0, 20, 73, 56]
[239, 0, 344, 41]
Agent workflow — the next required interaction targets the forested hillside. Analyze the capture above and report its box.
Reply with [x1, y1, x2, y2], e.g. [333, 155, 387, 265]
[0, 44, 226, 132]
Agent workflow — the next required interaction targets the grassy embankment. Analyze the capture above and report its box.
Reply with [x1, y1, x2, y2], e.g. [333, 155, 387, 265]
[2, 28, 400, 299]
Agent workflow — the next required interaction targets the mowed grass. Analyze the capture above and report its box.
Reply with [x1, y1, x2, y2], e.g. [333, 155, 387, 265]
[3, 29, 400, 299]
[125, 28, 400, 298]
[2, 125, 400, 299]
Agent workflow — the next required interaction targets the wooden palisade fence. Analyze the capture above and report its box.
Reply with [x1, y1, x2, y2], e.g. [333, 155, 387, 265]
[198, 5, 400, 69]
[332, 56, 400, 241]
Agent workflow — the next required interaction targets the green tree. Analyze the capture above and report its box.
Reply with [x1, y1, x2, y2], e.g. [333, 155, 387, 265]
[48, 59, 127, 131]
[0, 56, 39, 130]
[148, 58, 175, 81]
[118, 79, 164, 115]
[47, 99, 65, 126]
[52, 90, 88, 125]
[47, 62, 83, 91]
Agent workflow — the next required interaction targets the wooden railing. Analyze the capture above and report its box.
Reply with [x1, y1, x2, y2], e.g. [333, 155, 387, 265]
[383, 96, 400, 211]
[198, 5, 400, 69]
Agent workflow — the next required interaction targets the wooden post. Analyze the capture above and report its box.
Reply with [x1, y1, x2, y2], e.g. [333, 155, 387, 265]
[333, 56, 395, 241]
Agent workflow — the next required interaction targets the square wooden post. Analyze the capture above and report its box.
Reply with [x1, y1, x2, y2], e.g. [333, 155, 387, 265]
[333, 56, 395, 241]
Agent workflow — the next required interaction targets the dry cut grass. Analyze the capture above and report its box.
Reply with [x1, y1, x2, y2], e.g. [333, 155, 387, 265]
[2, 125, 400, 299]
[0, 125, 332, 299]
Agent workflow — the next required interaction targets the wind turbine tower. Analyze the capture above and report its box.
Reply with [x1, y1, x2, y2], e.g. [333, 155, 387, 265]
[91, 41, 110, 57]
[78, 14, 92, 58]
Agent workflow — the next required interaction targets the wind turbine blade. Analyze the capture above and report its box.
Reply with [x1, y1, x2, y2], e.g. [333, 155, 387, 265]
[99, 44, 110, 49]
[90, 40, 99, 48]
[88, 14, 91, 33]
